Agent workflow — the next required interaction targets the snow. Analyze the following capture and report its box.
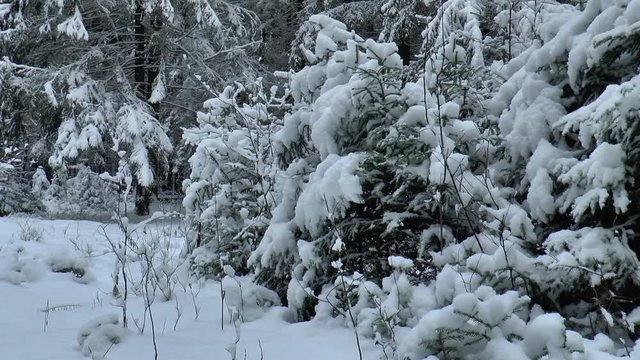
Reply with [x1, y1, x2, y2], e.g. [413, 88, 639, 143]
[294, 153, 364, 235]
[77, 314, 124, 357]
[44, 81, 59, 107]
[523, 313, 567, 358]
[307, 15, 362, 60]
[0, 216, 378, 359]
[148, 73, 166, 104]
[556, 73, 640, 149]
[56, 7, 89, 41]
[0, 3, 9, 18]
[428, 148, 469, 185]
[331, 237, 344, 252]
[557, 142, 628, 219]
[388, 255, 414, 270]
[221, 274, 281, 322]
[497, 73, 565, 163]
[526, 168, 556, 222]
[543, 227, 636, 288]
[478, 338, 530, 360]
[451, 292, 478, 315]
[115, 103, 173, 187]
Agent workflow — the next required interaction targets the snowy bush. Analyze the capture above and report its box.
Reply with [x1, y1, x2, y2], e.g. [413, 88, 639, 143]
[77, 314, 124, 359]
[242, 2, 640, 357]
[247, 10, 503, 325]
[43, 165, 119, 218]
[16, 219, 44, 242]
[0, 144, 43, 215]
[248, 15, 416, 311]
[221, 273, 281, 323]
[31, 166, 50, 198]
[47, 251, 92, 284]
[483, 0, 640, 339]
[183, 79, 281, 278]
[0, 243, 47, 284]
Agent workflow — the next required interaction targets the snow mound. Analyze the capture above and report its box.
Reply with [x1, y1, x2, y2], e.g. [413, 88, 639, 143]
[47, 251, 93, 284]
[77, 314, 124, 358]
[0, 243, 47, 284]
[222, 275, 282, 322]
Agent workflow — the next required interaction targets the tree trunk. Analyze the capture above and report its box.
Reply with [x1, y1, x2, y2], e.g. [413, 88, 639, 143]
[134, 2, 146, 99]
[133, 1, 151, 215]
[398, 40, 411, 66]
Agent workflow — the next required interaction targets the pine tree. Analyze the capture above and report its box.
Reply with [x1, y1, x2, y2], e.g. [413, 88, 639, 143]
[183, 79, 282, 277]
[288, 0, 384, 69]
[380, 0, 427, 65]
[246, 1, 640, 357]
[462, 0, 640, 352]
[0, 0, 260, 214]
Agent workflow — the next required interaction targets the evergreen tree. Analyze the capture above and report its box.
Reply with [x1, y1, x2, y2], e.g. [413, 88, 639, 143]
[183, 79, 282, 277]
[245, 1, 640, 357]
[0, 0, 260, 214]
[288, 0, 383, 69]
[380, 0, 427, 65]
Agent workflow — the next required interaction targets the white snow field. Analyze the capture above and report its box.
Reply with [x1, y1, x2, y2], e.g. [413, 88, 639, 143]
[0, 216, 378, 360]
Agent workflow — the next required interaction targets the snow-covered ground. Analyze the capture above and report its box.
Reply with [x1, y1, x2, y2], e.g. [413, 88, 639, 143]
[0, 216, 378, 360]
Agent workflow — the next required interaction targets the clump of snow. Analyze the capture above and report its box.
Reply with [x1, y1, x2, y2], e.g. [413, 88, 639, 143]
[398, 288, 530, 359]
[294, 153, 363, 236]
[388, 256, 414, 270]
[557, 142, 628, 219]
[77, 314, 124, 358]
[557, 74, 640, 149]
[523, 313, 567, 358]
[222, 275, 281, 322]
[331, 237, 344, 252]
[497, 72, 565, 163]
[307, 15, 359, 60]
[526, 168, 556, 222]
[56, 7, 88, 41]
[148, 72, 166, 104]
[47, 251, 92, 284]
[0, 244, 47, 284]
[477, 338, 530, 360]
[542, 227, 635, 288]
[428, 149, 469, 185]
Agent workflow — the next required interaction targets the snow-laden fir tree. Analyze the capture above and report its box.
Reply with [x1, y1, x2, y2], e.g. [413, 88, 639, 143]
[246, 15, 417, 314]
[288, 0, 383, 69]
[0, 0, 260, 214]
[183, 79, 282, 277]
[43, 165, 119, 217]
[241, 1, 640, 357]
[393, 0, 640, 357]
[380, 0, 428, 65]
[31, 166, 50, 199]
[485, 0, 640, 342]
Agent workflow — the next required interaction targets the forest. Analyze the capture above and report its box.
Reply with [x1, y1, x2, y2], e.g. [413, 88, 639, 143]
[2, 0, 640, 359]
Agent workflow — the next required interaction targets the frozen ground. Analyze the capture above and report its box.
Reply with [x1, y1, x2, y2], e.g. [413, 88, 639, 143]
[0, 215, 378, 360]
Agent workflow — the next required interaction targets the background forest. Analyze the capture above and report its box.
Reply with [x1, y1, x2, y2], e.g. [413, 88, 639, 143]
[3, 0, 640, 358]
